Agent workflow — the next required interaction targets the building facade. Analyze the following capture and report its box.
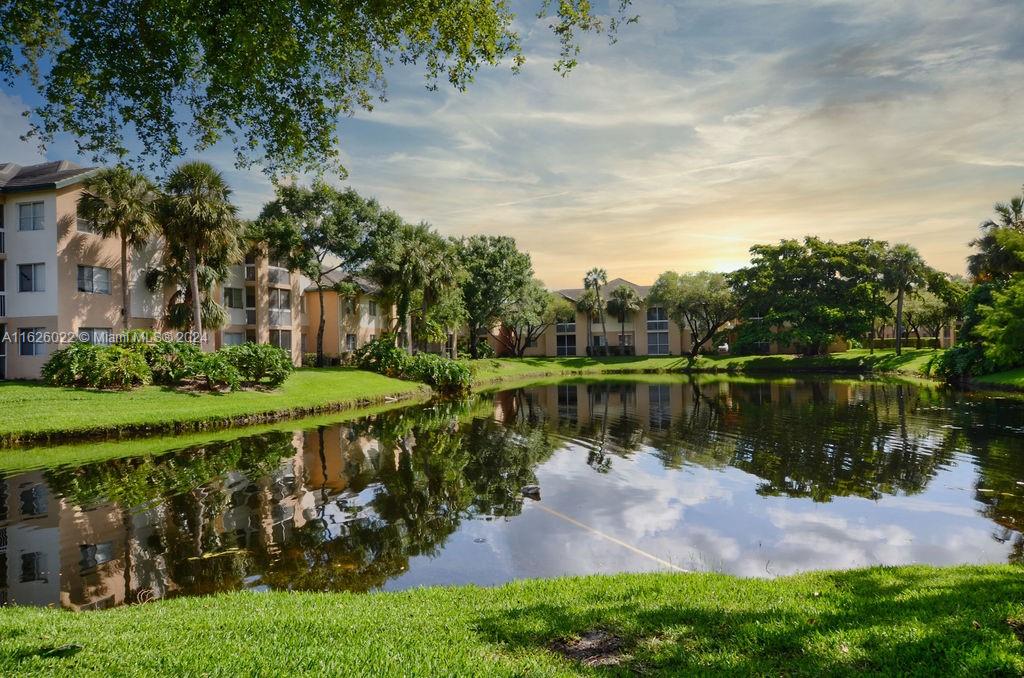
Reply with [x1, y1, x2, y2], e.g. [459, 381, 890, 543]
[302, 274, 394, 360]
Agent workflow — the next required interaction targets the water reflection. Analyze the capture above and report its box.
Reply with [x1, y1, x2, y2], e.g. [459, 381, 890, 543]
[1, 378, 1022, 609]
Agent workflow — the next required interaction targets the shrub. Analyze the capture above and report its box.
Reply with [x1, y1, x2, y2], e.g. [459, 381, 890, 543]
[219, 343, 293, 387]
[146, 340, 204, 385]
[85, 346, 153, 390]
[195, 353, 242, 391]
[355, 335, 410, 378]
[42, 342, 104, 386]
[406, 353, 472, 396]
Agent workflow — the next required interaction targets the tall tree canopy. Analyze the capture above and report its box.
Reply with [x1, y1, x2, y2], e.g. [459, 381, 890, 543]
[730, 238, 888, 356]
[497, 280, 573, 357]
[0, 1, 634, 174]
[882, 244, 931, 356]
[969, 190, 1024, 281]
[455, 235, 533, 359]
[649, 271, 736, 360]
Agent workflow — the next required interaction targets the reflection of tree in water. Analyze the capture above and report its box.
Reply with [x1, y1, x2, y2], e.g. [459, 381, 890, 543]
[576, 383, 644, 473]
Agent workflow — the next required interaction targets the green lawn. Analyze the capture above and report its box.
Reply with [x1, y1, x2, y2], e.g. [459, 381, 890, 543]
[1, 565, 1021, 676]
[469, 348, 943, 385]
[976, 367, 1024, 390]
[0, 368, 427, 445]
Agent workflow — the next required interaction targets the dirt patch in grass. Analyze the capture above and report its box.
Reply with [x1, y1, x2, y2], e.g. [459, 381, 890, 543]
[1007, 617, 1024, 643]
[549, 630, 627, 667]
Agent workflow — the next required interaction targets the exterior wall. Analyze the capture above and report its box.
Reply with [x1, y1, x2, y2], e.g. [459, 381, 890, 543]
[303, 288, 394, 358]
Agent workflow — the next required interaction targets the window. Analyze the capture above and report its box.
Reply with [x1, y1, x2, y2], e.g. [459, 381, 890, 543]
[526, 335, 538, 348]
[648, 331, 669, 356]
[269, 288, 290, 310]
[77, 265, 111, 294]
[343, 298, 358, 317]
[223, 332, 245, 346]
[244, 253, 257, 281]
[557, 384, 578, 423]
[556, 334, 576, 357]
[647, 306, 670, 355]
[555, 321, 576, 335]
[79, 542, 114, 571]
[245, 329, 257, 344]
[223, 287, 243, 309]
[270, 329, 292, 355]
[18, 202, 44, 231]
[619, 333, 634, 347]
[20, 552, 47, 583]
[368, 300, 378, 317]
[345, 334, 357, 352]
[18, 263, 44, 292]
[269, 256, 288, 270]
[592, 335, 607, 349]
[76, 205, 98, 234]
[19, 483, 47, 516]
[79, 327, 112, 345]
[19, 328, 45, 357]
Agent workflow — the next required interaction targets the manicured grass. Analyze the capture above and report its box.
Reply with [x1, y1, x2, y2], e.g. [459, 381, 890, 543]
[1, 565, 1022, 675]
[0, 368, 427, 445]
[976, 367, 1024, 390]
[469, 348, 944, 386]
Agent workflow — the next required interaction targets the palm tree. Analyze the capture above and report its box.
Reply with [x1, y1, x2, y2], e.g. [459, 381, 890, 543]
[76, 166, 159, 331]
[575, 288, 601, 356]
[883, 244, 929, 356]
[584, 268, 609, 355]
[160, 162, 242, 337]
[606, 284, 641, 354]
[969, 192, 1024, 281]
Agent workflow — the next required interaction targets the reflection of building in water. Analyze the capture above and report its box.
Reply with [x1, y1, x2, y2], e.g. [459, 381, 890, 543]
[0, 426, 394, 610]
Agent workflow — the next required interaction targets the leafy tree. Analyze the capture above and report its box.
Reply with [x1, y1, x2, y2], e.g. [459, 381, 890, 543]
[0, 1, 633, 174]
[650, 271, 737, 360]
[76, 166, 159, 331]
[882, 244, 930, 356]
[575, 288, 602, 354]
[975, 276, 1024, 369]
[583, 268, 609, 355]
[255, 182, 377, 366]
[498, 280, 573, 357]
[969, 190, 1024, 281]
[730, 237, 888, 356]
[606, 284, 641, 353]
[455, 235, 533, 358]
[158, 162, 242, 336]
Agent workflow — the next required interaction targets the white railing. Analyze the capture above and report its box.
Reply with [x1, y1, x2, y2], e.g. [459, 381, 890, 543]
[269, 309, 292, 327]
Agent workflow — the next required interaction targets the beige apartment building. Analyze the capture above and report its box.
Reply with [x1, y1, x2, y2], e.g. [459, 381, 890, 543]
[0, 160, 306, 380]
[302, 273, 395, 360]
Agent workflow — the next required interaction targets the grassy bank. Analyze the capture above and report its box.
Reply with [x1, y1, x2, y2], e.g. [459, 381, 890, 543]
[469, 348, 942, 386]
[0, 368, 427, 445]
[1, 565, 1021, 675]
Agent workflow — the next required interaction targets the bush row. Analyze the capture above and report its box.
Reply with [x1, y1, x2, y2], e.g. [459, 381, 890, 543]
[43, 334, 293, 391]
[354, 336, 471, 396]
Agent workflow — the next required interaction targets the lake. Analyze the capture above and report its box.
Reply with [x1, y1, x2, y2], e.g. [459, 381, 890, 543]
[2, 376, 1023, 610]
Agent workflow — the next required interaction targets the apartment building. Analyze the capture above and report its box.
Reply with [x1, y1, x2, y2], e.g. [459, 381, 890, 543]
[303, 273, 394, 360]
[495, 277, 693, 358]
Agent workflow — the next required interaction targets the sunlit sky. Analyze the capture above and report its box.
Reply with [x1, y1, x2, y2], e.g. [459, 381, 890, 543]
[3, 0, 1023, 288]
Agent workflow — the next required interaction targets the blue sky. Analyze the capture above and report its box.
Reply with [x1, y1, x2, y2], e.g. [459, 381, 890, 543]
[3, 0, 1023, 287]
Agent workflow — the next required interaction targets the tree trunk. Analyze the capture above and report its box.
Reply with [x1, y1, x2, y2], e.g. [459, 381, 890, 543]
[895, 289, 905, 356]
[470, 328, 479, 359]
[598, 300, 609, 357]
[316, 285, 326, 367]
[913, 326, 922, 349]
[620, 315, 625, 355]
[120, 238, 131, 332]
[188, 245, 202, 344]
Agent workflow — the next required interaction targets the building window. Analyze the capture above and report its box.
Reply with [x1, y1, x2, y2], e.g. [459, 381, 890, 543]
[223, 287, 243, 309]
[269, 329, 292, 355]
[244, 253, 257, 281]
[20, 552, 47, 583]
[345, 334, 357, 352]
[269, 288, 290, 310]
[18, 202, 44, 231]
[223, 332, 245, 346]
[555, 321, 576, 335]
[557, 384, 578, 423]
[647, 306, 670, 355]
[649, 384, 672, 431]
[343, 298, 358, 317]
[19, 328, 46, 357]
[79, 542, 115, 572]
[556, 334, 576, 356]
[76, 205, 98, 234]
[77, 265, 111, 294]
[527, 336, 538, 348]
[19, 483, 47, 516]
[368, 300, 378, 317]
[18, 263, 45, 292]
[79, 327, 112, 345]
[245, 329, 257, 343]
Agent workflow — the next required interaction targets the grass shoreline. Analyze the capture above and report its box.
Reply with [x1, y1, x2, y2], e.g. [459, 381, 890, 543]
[1, 565, 1021, 675]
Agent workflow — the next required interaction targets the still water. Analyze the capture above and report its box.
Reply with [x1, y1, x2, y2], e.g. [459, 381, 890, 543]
[2, 377, 1023, 610]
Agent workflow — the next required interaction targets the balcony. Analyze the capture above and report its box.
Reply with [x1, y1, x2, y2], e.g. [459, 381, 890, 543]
[268, 267, 290, 285]
[269, 308, 292, 327]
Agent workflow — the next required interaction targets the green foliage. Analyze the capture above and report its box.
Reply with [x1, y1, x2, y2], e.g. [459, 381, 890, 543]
[42, 342, 104, 387]
[650, 271, 737, 358]
[730, 237, 889, 355]
[85, 346, 153, 390]
[355, 336, 411, 378]
[455, 235, 533, 358]
[145, 341, 205, 385]
[459, 335, 496, 358]
[406, 353, 472, 396]
[195, 354, 242, 392]
[976, 275, 1024, 369]
[219, 343, 294, 387]
[498, 279, 571, 357]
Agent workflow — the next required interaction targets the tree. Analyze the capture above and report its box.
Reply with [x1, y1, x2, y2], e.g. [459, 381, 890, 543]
[159, 162, 242, 337]
[606, 285, 641, 353]
[575, 288, 601, 355]
[969, 190, 1024, 281]
[256, 182, 377, 367]
[975, 275, 1024, 369]
[882, 244, 930, 356]
[650, 271, 737, 360]
[730, 238, 888, 356]
[584, 268, 609, 355]
[76, 166, 159, 331]
[498, 280, 573, 357]
[455, 236, 533, 359]
[1, 2, 634, 174]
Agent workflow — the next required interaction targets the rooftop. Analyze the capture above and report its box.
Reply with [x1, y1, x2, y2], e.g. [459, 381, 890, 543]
[304, 270, 382, 296]
[557, 277, 651, 302]
[0, 160, 98, 193]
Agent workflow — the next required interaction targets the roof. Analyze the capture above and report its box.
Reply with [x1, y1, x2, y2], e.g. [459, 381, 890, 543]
[0, 160, 98, 193]
[304, 269, 381, 296]
[556, 277, 651, 302]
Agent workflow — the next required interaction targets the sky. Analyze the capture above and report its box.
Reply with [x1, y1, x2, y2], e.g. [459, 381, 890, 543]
[3, 0, 1023, 288]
